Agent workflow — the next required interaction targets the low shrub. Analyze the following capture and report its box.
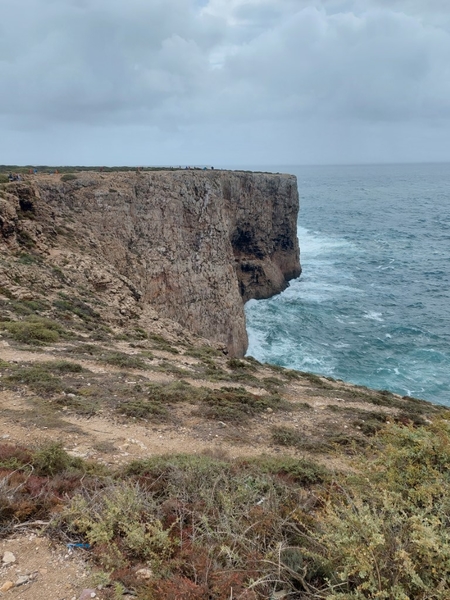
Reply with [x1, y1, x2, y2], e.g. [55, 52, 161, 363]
[120, 399, 170, 421]
[5, 364, 63, 395]
[33, 442, 83, 476]
[47, 360, 84, 373]
[197, 387, 291, 423]
[53, 295, 99, 321]
[184, 345, 221, 359]
[271, 426, 331, 454]
[101, 352, 148, 370]
[0, 316, 64, 345]
[58, 483, 174, 570]
[227, 358, 256, 371]
[118, 381, 199, 422]
[310, 420, 450, 599]
[60, 173, 77, 182]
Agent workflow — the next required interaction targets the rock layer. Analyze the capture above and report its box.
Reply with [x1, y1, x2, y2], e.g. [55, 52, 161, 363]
[1, 170, 300, 355]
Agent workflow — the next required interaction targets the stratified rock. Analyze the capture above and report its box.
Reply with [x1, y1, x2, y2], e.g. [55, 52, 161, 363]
[3, 170, 300, 356]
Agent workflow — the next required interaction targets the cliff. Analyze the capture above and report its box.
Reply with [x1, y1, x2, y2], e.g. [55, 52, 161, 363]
[0, 170, 300, 355]
[1, 171, 447, 600]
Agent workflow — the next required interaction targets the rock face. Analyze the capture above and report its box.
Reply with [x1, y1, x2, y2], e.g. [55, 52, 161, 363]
[1, 170, 300, 355]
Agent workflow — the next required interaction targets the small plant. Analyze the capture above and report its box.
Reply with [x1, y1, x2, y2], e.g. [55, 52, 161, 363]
[16, 229, 36, 248]
[5, 364, 63, 395]
[0, 443, 33, 469]
[148, 333, 179, 354]
[272, 425, 304, 448]
[262, 376, 284, 390]
[53, 295, 99, 321]
[185, 345, 221, 360]
[227, 357, 255, 371]
[33, 442, 83, 476]
[47, 360, 84, 373]
[59, 483, 174, 565]
[353, 411, 388, 435]
[101, 352, 148, 370]
[246, 454, 329, 485]
[120, 399, 170, 421]
[61, 173, 77, 182]
[299, 371, 333, 388]
[197, 387, 291, 423]
[117, 381, 200, 422]
[17, 252, 41, 265]
[271, 426, 333, 454]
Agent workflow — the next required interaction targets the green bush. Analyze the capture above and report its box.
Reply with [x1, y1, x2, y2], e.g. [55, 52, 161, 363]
[118, 381, 199, 422]
[311, 420, 450, 599]
[33, 442, 83, 476]
[5, 364, 63, 395]
[0, 317, 63, 345]
[148, 333, 179, 354]
[60, 173, 77, 182]
[53, 296, 99, 321]
[184, 345, 221, 359]
[59, 483, 173, 569]
[101, 352, 148, 370]
[198, 387, 291, 422]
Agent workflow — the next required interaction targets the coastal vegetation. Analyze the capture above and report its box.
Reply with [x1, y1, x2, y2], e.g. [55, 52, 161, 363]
[1, 286, 448, 598]
[1, 419, 449, 599]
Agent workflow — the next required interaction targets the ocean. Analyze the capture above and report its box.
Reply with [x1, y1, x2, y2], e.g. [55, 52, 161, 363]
[245, 163, 450, 406]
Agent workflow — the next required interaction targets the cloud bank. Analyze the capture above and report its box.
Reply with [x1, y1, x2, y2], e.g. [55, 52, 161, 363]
[1, 0, 450, 165]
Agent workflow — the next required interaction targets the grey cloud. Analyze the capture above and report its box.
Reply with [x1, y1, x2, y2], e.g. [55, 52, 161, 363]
[1, 0, 450, 164]
[0, 0, 221, 124]
[214, 7, 450, 124]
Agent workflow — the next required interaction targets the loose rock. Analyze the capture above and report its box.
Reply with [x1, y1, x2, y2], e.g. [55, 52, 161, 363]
[79, 589, 97, 600]
[0, 581, 14, 592]
[15, 574, 31, 586]
[2, 551, 16, 565]
[136, 567, 153, 580]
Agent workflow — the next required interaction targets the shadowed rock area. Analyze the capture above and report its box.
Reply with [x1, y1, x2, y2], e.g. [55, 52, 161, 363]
[0, 170, 301, 355]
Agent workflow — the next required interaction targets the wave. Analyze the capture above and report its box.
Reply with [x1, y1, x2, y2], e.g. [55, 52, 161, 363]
[246, 164, 450, 405]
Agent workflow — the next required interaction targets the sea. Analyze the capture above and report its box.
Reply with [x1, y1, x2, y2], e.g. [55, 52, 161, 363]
[244, 163, 450, 406]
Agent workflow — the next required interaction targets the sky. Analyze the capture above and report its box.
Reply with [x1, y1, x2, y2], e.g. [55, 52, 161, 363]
[1, 0, 450, 166]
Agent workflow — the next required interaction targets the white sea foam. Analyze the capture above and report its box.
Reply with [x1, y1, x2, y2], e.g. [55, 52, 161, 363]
[364, 311, 384, 322]
[297, 226, 355, 256]
[245, 164, 450, 405]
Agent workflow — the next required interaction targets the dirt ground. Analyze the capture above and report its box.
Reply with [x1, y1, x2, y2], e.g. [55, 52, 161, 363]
[0, 533, 102, 600]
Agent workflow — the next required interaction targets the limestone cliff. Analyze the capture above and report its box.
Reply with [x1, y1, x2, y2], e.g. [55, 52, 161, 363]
[0, 170, 301, 355]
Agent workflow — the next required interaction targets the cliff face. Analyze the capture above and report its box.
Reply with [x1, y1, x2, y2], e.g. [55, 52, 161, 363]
[0, 170, 300, 355]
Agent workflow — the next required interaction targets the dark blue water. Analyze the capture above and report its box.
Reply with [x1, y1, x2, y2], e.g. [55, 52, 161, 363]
[245, 164, 450, 405]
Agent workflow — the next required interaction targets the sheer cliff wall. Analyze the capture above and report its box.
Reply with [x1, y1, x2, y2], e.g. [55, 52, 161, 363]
[1, 170, 301, 355]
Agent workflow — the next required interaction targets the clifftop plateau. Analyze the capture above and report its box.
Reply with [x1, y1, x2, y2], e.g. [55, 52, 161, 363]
[0, 169, 301, 355]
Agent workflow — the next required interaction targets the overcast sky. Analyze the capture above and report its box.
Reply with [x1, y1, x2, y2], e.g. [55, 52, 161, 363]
[1, 0, 450, 166]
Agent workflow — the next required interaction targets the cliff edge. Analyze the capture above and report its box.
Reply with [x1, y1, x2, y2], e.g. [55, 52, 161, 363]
[0, 170, 300, 355]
